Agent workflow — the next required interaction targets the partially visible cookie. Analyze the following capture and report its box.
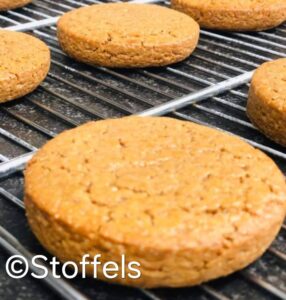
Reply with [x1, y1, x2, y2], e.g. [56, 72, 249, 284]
[0, 0, 32, 10]
[25, 116, 286, 288]
[171, 0, 286, 31]
[57, 3, 200, 68]
[247, 58, 286, 146]
[0, 30, 50, 103]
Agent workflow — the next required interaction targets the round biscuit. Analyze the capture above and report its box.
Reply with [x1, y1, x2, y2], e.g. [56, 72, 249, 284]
[57, 3, 200, 68]
[171, 0, 286, 31]
[247, 58, 286, 146]
[25, 117, 286, 288]
[0, 30, 50, 103]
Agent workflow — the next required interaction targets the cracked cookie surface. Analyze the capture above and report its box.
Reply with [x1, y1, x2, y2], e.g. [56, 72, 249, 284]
[57, 3, 200, 68]
[247, 58, 286, 146]
[25, 117, 286, 287]
[0, 30, 50, 103]
[0, 0, 31, 10]
[171, 0, 286, 31]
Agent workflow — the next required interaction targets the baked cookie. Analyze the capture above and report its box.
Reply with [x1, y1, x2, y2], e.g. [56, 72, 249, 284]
[57, 3, 200, 68]
[0, 0, 32, 10]
[171, 0, 286, 31]
[25, 117, 286, 288]
[247, 58, 286, 147]
[0, 30, 50, 103]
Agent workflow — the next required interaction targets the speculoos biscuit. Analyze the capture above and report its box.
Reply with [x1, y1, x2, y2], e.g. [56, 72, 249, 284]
[57, 3, 200, 68]
[0, 30, 50, 103]
[171, 0, 286, 31]
[24, 117, 286, 288]
[247, 58, 286, 147]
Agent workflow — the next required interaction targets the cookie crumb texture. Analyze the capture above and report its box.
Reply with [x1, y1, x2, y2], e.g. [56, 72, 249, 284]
[57, 3, 200, 68]
[247, 58, 286, 147]
[0, 30, 50, 103]
[0, 0, 31, 10]
[25, 117, 286, 288]
[171, 0, 286, 31]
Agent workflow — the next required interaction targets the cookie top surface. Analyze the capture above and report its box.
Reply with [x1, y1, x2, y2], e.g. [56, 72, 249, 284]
[0, 30, 50, 82]
[181, 0, 286, 9]
[25, 117, 286, 250]
[251, 58, 286, 111]
[57, 3, 199, 47]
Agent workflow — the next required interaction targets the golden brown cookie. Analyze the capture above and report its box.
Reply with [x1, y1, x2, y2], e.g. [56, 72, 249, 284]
[57, 3, 200, 68]
[0, 0, 32, 10]
[171, 0, 286, 31]
[247, 59, 286, 147]
[0, 30, 50, 104]
[24, 117, 286, 288]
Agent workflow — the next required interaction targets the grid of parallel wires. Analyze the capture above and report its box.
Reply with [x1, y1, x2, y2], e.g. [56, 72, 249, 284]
[0, 0, 286, 300]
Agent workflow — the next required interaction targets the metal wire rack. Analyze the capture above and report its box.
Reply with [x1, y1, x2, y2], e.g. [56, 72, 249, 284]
[0, 0, 286, 299]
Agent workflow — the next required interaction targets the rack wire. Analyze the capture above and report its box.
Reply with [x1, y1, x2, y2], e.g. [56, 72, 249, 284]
[0, 0, 286, 299]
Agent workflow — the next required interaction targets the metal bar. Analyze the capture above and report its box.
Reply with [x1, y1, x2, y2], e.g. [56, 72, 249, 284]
[193, 104, 256, 129]
[139, 289, 163, 300]
[41, 0, 78, 10]
[26, 96, 80, 127]
[212, 97, 246, 112]
[241, 271, 286, 300]
[139, 69, 247, 112]
[0, 155, 9, 162]
[0, 188, 25, 209]
[0, 107, 56, 138]
[191, 53, 245, 74]
[199, 285, 230, 300]
[268, 247, 286, 262]
[50, 58, 169, 103]
[0, 128, 37, 151]
[0, 152, 34, 178]
[7, 17, 59, 31]
[31, 2, 65, 15]
[182, 62, 230, 80]
[196, 45, 258, 68]
[233, 32, 286, 50]
[38, 85, 106, 119]
[0, 15, 19, 25]
[166, 67, 249, 99]
[173, 111, 286, 160]
[22, 6, 54, 18]
[137, 71, 253, 116]
[201, 31, 286, 58]
[47, 72, 134, 114]
[199, 37, 272, 62]
[7, 10, 35, 22]
[257, 31, 286, 42]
